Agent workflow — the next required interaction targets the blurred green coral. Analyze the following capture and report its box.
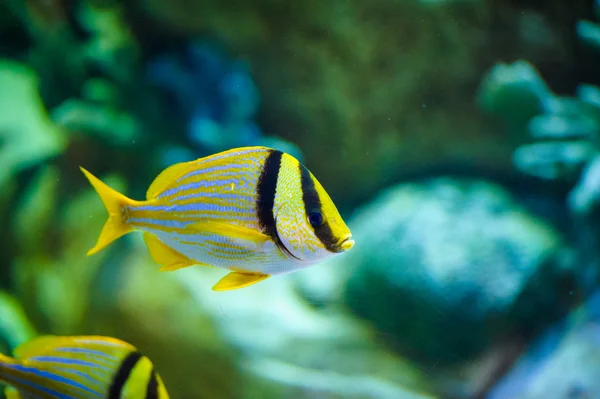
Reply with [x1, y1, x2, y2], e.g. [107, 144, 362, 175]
[51, 78, 141, 146]
[477, 60, 553, 133]
[477, 1, 600, 216]
[0, 291, 37, 353]
[0, 60, 66, 190]
[12, 165, 127, 334]
[76, 1, 140, 82]
[576, 0, 600, 51]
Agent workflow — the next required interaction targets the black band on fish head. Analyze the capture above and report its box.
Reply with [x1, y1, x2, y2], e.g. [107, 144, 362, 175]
[256, 150, 299, 260]
[299, 163, 340, 253]
[108, 351, 143, 399]
[145, 368, 159, 399]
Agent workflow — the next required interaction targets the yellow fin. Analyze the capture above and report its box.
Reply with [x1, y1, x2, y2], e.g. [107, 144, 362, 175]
[212, 272, 270, 291]
[143, 233, 197, 272]
[146, 161, 192, 200]
[80, 167, 136, 256]
[5, 387, 21, 399]
[187, 221, 270, 249]
[13, 335, 60, 358]
[0, 352, 15, 368]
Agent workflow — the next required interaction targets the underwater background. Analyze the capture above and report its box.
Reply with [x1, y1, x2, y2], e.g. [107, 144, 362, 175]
[1, 0, 600, 398]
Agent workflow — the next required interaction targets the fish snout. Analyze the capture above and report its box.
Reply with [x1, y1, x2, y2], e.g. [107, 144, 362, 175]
[338, 235, 355, 252]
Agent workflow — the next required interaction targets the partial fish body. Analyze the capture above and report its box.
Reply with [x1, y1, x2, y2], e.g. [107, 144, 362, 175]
[81, 146, 354, 291]
[0, 335, 169, 399]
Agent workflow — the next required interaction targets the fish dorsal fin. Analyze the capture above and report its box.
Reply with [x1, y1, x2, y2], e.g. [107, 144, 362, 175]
[13, 335, 60, 358]
[187, 221, 270, 250]
[212, 272, 270, 291]
[146, 161, 193, 200]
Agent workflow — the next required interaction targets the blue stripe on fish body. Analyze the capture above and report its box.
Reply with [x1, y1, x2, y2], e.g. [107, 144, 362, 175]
[53, 349, 120, 369]
[51, 367, 106, 390]
[0, 372, 84, 399]
[159, 178, 241, 199]
[54, 348, 119, 361]
[4, 364, 101, 398]
[174, 167, 249, 185]
[28, 357, 110, 372]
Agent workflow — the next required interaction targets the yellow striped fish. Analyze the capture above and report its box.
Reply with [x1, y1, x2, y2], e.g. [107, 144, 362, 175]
[0, 335, 169, 399]
[81, 146, 354, 291]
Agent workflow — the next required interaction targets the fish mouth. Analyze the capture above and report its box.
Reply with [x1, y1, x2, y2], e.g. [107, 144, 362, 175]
[338, 235, 355, 252]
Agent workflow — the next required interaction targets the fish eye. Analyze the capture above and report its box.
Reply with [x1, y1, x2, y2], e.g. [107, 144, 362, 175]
[308, 211, 323, 227]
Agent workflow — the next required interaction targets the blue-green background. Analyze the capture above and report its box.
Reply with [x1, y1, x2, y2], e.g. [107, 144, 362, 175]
[1, 1, 600, 398]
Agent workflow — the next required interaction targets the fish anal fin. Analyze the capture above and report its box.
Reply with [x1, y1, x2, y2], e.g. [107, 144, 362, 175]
[158, 263, 193, 272]
[146, 161, 192, 200]
[212, 272, 270, 291]
[143, 233, 196, 272]
[187, 221, 270, 250]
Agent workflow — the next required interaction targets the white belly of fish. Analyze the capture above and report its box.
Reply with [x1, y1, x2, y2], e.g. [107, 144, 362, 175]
[150, 228, 300, 275]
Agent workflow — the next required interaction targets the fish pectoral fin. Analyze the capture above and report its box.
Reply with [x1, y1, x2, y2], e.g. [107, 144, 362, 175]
[143, 233, 196, 272]
[212, 271, 270, 291]
[187, 221, 270, 250]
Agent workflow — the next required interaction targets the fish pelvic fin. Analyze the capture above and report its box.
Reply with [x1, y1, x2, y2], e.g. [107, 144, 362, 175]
[143, 233, 203, 272]
[80, 167, 136, 256]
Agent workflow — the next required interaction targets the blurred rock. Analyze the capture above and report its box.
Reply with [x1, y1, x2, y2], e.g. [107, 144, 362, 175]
[487, 289, 600, 399]
[336, 178, 571, 388]
[75, 232, 438, 399]
[172, 266, 436, 399]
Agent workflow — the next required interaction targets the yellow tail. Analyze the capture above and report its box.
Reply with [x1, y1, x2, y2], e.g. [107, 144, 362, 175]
[0, 352, 16, 382]
[0, 354, 28, 399]
[80, 167, 135, 256]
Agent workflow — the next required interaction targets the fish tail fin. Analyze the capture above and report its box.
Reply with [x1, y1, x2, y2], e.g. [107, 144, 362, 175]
[0, 355, 24, 399]
[0, 352, 16, 379]
[80, 166, 135, 256]
[0, 353, 15, 365]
